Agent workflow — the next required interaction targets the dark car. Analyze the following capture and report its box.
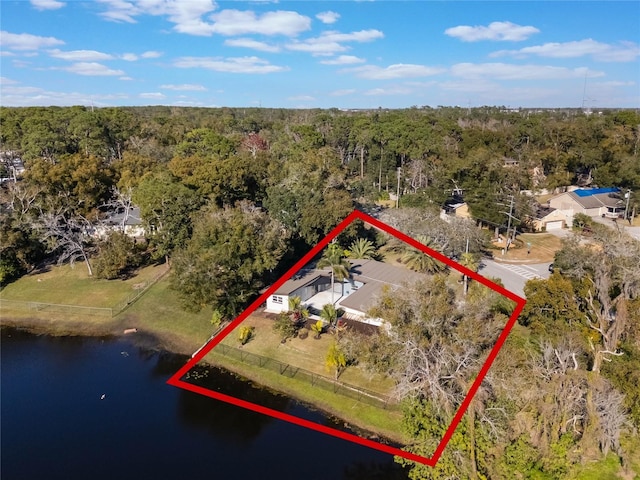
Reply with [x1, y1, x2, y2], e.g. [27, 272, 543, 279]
[548, 263, 555, 273]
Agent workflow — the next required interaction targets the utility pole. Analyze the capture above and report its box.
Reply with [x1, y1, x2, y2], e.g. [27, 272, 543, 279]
[396, 167, 401, 208]
[499, 195, 519, 254]
[624, 189, 632, 223]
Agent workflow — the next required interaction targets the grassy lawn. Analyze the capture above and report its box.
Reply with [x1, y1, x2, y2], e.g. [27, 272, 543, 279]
[0, 263, 212, 354]
[0, 263, 166, 307]
[492, 232, 562, 263]
[200, 345, 408, 445]
[118, 277, 213, 353]
[220, 314, 395, 397]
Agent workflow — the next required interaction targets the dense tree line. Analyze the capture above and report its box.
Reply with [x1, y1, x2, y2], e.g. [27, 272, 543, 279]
[1, 105, 639, 477]
[343, 213, 640, 479]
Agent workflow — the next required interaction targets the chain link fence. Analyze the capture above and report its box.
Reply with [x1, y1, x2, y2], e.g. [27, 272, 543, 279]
[213, 342, 396, 410]
[0, 266, 169, 319]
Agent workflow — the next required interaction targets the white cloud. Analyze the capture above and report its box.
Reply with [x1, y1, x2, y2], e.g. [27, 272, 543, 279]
[30, 0, 65, 10]
[346, 63, 445, 80]
[364, 86, 413, 96]
[119, 76, 133, 80]
[160, 83, 207, 91]
[286, 40, 347, 56]
[490, 39, 640, 62]
[49, 49, 114, 61]
[224, 38, 281, 53]
[450, 62, 605, 80]
[0, 84, 129, 106]
[174, 56, 288, 74]
[121, 53, 138, 61]
[0, 30, 64, 50]
[592, 80, 636, 87]
[98, 0, 218, 36]
[141, 50, 163, 58]
[316, 11, 340, 24]
[0, 76, 19, 85]
[445, 21, 539, 42]
[320, 55, 365, 65]
[329, 88, 356, 96]
[286, 29, 383, 56]
[288, 95, 315, 101]
[210, 9, 311, 36]
[63, 62, 125, 76]
[139, 92, 166, 99]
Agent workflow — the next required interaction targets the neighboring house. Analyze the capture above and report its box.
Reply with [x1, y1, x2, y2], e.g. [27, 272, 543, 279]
[548, 187, 624, 225]
[440, 195, 471, 222]
[92, 206, 145, 238]
[0, 151, 25, 182]
[266, 259, 424, 326]
[530, 206, 568, 232]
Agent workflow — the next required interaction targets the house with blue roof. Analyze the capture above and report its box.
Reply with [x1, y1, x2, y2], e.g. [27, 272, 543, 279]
[549, 187, 625, 225]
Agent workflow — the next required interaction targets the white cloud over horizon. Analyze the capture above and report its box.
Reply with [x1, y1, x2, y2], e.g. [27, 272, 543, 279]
[320, 55, 366, 65]
[451, 62, 605, 80]
[62, 62, 125, 76]
[30, 0, 65, 10]
[316, 11, 340, 25]
[174, 56, 288, 74]
[224, 38, 281, 53]
[445, 21, 540, 42]
[1, 30, 65, 50]
[160, 83, 208, 91]
[346, 63, 445, 80]
[490, 39, 640, 62]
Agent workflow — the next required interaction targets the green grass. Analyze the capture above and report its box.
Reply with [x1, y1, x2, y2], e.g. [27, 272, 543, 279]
[221, 315, 396, 396]
[201, 346, 408, 445]
[119, 277, 213, 353]
[0, 263, 212, 353]
[1, 263, 165, 307]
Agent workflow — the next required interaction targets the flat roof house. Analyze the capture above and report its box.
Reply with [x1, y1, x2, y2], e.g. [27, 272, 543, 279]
[266, 259, 424, 326]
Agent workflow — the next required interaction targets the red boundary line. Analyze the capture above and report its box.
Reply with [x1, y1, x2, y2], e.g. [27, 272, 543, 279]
[167, 209, 527, 467]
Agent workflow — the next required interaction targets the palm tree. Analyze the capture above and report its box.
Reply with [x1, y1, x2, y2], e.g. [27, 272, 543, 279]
[317, 242, 351, 303]
[325, 341, 347, 380]
[347, 238, 377, 259]
[401, 235, 445, 274]
[288, 295, 309, 325]
[310, 320, 324, 339]
[320, 303, 338, 327]
[458, 252, 480, 296]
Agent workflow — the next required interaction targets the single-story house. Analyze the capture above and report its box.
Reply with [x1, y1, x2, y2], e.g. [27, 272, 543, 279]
[92, 206, 145, 238]
[548, 187, 624, 225]
[440, 195, 471, 222]
[266, 259, 424, 326]
[530, 206, 568, 231]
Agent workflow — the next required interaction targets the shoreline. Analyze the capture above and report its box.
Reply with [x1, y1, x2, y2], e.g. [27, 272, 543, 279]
[0, 314, 407, 446]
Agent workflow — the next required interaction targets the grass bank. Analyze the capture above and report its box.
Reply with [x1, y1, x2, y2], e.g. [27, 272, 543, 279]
[200, 346, 407, 445]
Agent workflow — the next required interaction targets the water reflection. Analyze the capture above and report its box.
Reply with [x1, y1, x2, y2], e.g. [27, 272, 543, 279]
[1, 327, 407, 480]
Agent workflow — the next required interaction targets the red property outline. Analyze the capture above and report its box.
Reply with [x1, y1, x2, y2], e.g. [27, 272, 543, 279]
[167, 209, 527, 466]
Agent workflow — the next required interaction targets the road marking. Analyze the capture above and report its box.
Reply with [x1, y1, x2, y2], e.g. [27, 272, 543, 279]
[497, 263, 542, 280]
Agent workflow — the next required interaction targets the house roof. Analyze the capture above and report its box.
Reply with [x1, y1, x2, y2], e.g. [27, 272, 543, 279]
[104, 207, 142, 226]
[274, 259, 426, 314]
[567, 190, 623, 210]
[340, 259, 424, 313]
[273, 269, 322, 295]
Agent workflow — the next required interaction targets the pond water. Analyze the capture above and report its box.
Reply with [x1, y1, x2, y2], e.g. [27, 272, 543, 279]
[1, 328, 407, 480]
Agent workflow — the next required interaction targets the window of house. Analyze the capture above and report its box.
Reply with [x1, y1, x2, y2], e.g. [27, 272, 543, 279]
[272, 295, 283, 304]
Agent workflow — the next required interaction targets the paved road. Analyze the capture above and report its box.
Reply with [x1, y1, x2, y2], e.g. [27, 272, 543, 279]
[478, 259, 552, 299]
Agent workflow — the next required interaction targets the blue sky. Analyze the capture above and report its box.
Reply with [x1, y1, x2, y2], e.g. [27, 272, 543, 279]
[1, 1, 639, 108]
